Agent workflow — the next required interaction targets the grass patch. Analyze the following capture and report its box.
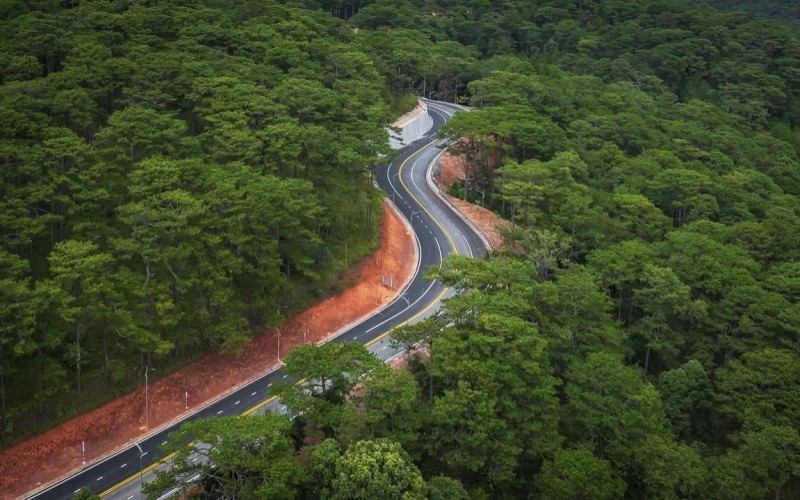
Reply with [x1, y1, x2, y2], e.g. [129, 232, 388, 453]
[391, 93, 419, 116]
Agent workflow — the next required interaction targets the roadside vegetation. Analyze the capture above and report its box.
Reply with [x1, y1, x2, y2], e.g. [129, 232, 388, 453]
[0, 0, 399, 445]
[148, 0, 799, 498]
[2, 0, 799, 498]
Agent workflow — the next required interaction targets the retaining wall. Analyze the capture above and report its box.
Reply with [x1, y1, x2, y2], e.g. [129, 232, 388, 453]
[388, 100, 433, 150]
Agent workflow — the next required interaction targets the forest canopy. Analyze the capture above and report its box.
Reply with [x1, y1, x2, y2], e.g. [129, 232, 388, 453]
[2, 0, 799, 498]
[680, 0, 800, 25]
[0, 0, 399, 443]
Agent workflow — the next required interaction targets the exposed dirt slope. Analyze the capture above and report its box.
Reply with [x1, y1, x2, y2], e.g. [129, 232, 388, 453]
[3, 201, 415, 500]
[5, 148, 507, 500]
[434, 151, 512, 251]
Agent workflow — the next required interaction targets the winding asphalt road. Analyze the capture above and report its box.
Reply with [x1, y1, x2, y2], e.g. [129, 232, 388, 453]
[26, 99, 486, 500]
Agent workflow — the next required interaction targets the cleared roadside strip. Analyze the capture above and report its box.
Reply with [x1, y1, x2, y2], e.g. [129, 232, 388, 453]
[99, 129, 463, 498]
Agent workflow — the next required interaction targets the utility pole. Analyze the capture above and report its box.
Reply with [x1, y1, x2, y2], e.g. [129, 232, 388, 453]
[144, 366, 155, 430]
[133, 439, 144, 492]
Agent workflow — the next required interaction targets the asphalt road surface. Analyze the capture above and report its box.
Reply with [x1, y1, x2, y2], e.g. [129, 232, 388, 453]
[27, 99, 487, 500]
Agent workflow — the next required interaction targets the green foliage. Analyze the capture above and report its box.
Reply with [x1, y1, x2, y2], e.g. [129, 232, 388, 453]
[7, 0, 800, 497]
[144, 414, 305, 500]
[535, 448, 625, 500]
[0, 0, 393, 443]
[281, 342, 382, 400]
[306, 438, 341, 498]
[563, 353, 670, 464]
[338, 366, 421, 447]
[426, 475, 469, 500]
[277, 342, 382, 436]
[329, 439, 426, 500]
[71, 487, 100, 500]
[390, 93, 419, 116]
[658, 360, 713, 442]
[680, 0, 800, 25]
[715, 349, 800, 433]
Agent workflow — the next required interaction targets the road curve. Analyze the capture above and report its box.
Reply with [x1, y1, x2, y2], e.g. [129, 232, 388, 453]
[27, 99, 486, 500]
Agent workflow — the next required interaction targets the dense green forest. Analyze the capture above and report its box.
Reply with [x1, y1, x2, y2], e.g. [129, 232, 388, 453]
[137, 0, 800, 499]
[2, 0, 799, 497]
[681, 0, 800, 26]
[0, 0, 411, 444]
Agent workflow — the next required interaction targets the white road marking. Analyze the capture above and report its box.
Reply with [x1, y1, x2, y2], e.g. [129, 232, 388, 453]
[235, 400, 240, 405]
[252, 391, 257, 396]
[120, 463, 127, 468]
[353, 335, 358, 340]
[73, 104, 467, 500]
[189, 474, 200, 481]
[381, 346, 388, 351]
[75, 490, 81, 494]
[162, 441, 167, 446]
[365, 279, 437, 333]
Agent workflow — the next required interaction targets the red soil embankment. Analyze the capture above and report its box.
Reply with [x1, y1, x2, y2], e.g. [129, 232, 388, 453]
[434, 151, 512, 251]
[2, 200, 415, 500]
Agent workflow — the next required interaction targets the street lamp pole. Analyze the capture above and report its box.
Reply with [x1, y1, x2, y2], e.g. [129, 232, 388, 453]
[144, 366, 155, 430]
[133, 439, 144, 491]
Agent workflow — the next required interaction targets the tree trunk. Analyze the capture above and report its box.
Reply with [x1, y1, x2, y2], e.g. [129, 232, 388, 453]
[0, 347, 6, 429]
[102, 329, 109, 384]
[76, 321, 82, 395]
[37, 346, 44, 416]
[429, 349, 434, 401]
[627, 296, 634, 326]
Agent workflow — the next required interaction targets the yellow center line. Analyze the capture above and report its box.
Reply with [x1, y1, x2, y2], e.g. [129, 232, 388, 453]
[396, 141, 458, 253]
[101, 138, 459, 498]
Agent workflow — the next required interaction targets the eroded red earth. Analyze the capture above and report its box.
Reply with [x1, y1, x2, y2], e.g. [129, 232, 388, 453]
[434, 151, 512, 251]
[3, 151, 507, 500]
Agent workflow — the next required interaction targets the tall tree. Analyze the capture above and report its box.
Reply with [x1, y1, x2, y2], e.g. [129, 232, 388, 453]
[329, 439, 426, 500]
[535, 448, 626, 500]
[145, 414, 305, 500]
[0, 250, 36, 431]
[658, 359, 713, 442]
[277, 342, 382, 436]
[48, 240, 118, 394]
